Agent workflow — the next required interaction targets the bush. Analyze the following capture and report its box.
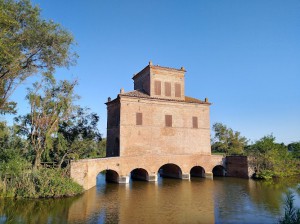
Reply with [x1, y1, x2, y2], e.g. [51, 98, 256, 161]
[33, 168, 83, 198]
[0, 168, 83, 198]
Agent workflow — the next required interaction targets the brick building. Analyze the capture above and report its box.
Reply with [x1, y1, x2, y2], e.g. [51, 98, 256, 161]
[106, 62, 211, 157]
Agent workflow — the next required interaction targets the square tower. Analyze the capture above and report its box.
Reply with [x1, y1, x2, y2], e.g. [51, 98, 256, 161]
[132, 61, 185, 101]
[106, 62, 211, 157]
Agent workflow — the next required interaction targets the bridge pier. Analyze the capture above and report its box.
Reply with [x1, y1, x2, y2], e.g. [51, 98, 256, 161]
[205, 172, 213, 179]
[118, 175, 130, 184]
[148, 174, 158, 182]
[182, 173, 190, 180]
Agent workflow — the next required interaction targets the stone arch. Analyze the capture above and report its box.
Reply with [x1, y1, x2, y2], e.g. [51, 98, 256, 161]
[130, 168, 149, 181]
[190, 166, 205, 178]
[212, 165, 226, 177]
[97, 169, 119, 184]
[158, 163, 182, 179]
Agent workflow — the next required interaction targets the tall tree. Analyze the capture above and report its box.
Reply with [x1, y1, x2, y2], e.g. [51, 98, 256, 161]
[211, 122, 248, 155]
[0, 0, 76, 114]
[15, 74, 77, 169]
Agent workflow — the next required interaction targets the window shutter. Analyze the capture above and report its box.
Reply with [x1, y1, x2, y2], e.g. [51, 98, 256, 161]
[165, 82, 171, 97]
[154, 80, 161, 95]
[165, 115, 172, 127]
[136, 113, 143, 125]
[192, 116, 198, 128]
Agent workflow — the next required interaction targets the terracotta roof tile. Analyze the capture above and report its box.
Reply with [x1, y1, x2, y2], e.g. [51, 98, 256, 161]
[120, 89, 150, 98]
[119, 90, 210, 105]
[185, 96, 204, 104]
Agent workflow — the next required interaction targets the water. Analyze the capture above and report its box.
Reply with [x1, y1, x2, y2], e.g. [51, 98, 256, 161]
[0, 176, 299, 224]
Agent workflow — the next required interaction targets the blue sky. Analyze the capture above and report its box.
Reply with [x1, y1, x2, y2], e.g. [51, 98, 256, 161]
[6, 0, 300, 144]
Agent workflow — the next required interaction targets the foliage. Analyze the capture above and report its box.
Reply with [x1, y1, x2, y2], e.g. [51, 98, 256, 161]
[278, 191, 300, 224]
[32, 168, 83, 198]
[0, 121, 31, 176]
[288, 142, 300, 159]
[0, 0, 100, 199]
[0, 0, 77, 114]
[246, 135, 299, 179]
[50, 107, 104, 167]
[14, 74, 78, 169]
[0, 168, 83, 198]
[211, 122, 248, 155]
[0, 152, 31, 177]
[0, 121, 25, 151]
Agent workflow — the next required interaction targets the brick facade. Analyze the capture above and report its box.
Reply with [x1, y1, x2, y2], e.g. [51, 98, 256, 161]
[106, 62, 211, 157]
[70, 62, 231, 190]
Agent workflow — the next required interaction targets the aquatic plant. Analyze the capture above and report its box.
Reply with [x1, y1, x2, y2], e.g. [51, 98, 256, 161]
[278, 191, 300, 224]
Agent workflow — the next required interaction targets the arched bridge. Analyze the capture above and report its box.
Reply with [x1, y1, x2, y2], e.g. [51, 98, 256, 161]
[70, 154, 225, 190]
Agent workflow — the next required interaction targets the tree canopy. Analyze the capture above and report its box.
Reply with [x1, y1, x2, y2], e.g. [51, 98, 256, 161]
[211, 122, 248, 155]
[51, 107, 103, 167]
[14, 74, 78, 168]
[288, 142, 300, 159]
[245, 135, 299, 179]
[0, 0, 76, 114]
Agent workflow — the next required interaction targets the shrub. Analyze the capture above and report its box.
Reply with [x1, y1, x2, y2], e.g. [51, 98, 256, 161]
[0, 168, 83, 198]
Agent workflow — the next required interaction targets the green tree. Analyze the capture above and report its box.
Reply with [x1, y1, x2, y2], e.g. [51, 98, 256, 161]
[0, 121, 25, 150]
[211, 122, 248, 155]
[50, 107, 103, 167]
[246, 135, 299, 179]
[0, 0, 76, 114]
[0, 121, 31, 177]
[14, 75, 77, 169]
[288, 142, 300, 159]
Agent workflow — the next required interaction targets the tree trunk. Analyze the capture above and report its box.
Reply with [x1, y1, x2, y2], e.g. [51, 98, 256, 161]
[33, 151, 42, 169]
[58, 153, 68, 168]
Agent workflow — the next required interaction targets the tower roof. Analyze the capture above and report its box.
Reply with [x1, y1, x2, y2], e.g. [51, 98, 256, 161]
[132, 62, 186, 80]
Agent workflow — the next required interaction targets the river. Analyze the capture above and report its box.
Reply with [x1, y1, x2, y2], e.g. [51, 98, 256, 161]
[0, 175, 299, 224]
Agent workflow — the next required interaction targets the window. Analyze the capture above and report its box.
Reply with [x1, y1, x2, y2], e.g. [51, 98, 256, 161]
[165, 82, 171, 97]
[136, 112, 142, 125]
[175, 83, 181, 97]
[192, 116, 198, 128]
[154, 80, 161, 95]
[165, 115, 172, 127]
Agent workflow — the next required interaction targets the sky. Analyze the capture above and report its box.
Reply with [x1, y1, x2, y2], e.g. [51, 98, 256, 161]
[6, 0, 300, 144]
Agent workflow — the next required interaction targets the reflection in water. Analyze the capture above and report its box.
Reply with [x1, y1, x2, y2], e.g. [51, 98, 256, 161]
[0, 175, 299, 223]
[0, 196, 77, 224]
[213, 177, 300, 224]
[119, 178, 215, 224]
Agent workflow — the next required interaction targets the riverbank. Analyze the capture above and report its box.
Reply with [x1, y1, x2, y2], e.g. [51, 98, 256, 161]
[0, 168, 83, 198]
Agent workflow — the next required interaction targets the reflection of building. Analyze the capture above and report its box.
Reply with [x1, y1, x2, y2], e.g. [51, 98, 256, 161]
[67, 180, 215, 224]
[106, 61, 211, 157]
